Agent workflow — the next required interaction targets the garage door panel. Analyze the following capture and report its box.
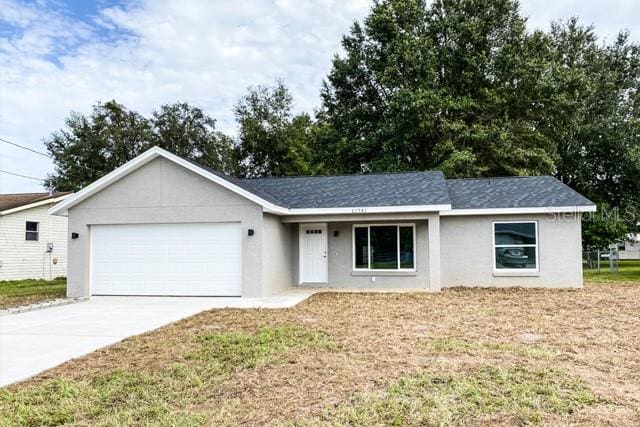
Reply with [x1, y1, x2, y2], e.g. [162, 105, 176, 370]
[90, 223, 242, 296]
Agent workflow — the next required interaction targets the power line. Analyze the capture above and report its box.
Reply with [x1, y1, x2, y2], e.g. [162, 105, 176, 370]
[0, 169, 45, 182]
[0, 137, 51, 158]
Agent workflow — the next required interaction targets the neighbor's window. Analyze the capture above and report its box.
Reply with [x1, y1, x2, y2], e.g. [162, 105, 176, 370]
[25, 221, 39, 241]
[353, 224, 415, 270]
[494, 222, 538, 271]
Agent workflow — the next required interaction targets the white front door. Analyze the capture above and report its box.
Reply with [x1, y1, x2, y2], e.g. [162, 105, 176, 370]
[300, 223, 328, 283]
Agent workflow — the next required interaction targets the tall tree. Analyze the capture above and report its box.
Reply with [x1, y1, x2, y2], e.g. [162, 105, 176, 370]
[544, 20, 640, 247]
[45, 101, 236, 191]
[45, 101, 151, 191]
[235, 81, 320, 177]
[319, 0, 555, 176]
[151, 103, 237, 174]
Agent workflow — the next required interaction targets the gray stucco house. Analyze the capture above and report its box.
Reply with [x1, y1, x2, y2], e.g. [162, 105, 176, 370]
[50, 147, 596, 298]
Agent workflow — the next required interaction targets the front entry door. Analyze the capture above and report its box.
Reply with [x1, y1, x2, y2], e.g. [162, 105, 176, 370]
[300, 223, 328, 283]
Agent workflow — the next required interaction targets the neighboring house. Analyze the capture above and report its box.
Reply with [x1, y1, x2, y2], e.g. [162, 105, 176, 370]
[0, 192, 71, 281]
[50, 147, 596, 298]
[619, 234, 640, 260]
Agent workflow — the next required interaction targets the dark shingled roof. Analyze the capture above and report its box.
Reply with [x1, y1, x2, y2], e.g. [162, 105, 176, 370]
[191, 159, 594, 210]
[445, 176, 594, 209]
[237, 172, 451, 208]
[0, 192, 71, 212]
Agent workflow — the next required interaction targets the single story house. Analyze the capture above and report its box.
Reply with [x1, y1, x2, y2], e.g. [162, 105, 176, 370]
[50, 147, 596, 298]
[0, 192, 71, 281]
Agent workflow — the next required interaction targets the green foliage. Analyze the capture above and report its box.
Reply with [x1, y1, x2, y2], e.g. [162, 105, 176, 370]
[582, 203, 630, 250]
[319, 0, 556, 176]
[187, 324, 334, 372]
[235, 81, 323, 177]
[45, 101, 236, 191]
[302, 366, 600, 426]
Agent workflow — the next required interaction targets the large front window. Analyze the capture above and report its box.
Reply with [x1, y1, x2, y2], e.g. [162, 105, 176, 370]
[353, 224, 415, 271]
[494, 221, 538, 271]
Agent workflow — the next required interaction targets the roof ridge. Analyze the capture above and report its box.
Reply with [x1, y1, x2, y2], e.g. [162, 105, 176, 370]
[446, 175, 553, 182]
[240, 170, 443, 181]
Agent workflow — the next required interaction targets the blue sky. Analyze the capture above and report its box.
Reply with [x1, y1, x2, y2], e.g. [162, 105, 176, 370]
[1, 0, 640, 193]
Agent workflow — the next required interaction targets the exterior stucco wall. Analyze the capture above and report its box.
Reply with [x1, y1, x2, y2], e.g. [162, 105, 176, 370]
[66, 157, 264, 298]
[262, 213, 294, 295]
[440, 213, 584, 288]
[293, 219, 434, 290]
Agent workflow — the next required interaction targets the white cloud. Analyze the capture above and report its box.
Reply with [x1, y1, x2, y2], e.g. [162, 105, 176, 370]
[0, 0, 638, 192]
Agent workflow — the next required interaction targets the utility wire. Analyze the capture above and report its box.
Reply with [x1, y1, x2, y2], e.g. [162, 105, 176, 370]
[0, 137, 51, 158]
[0, 168, 46, 182]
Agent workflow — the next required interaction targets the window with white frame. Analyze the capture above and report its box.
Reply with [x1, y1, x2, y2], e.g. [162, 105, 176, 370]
[25, 221, 39, 241]
[353, 224, 415, 271]
[493, 221, 538, 271]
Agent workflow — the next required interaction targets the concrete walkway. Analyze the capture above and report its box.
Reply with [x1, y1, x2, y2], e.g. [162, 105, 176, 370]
[0, 289, 315, 387]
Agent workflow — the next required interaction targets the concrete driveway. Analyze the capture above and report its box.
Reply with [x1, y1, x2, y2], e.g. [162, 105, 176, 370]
[0, 290, 314, 387]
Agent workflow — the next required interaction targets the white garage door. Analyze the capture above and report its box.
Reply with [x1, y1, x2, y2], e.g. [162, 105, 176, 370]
[90, 223, 241, 296]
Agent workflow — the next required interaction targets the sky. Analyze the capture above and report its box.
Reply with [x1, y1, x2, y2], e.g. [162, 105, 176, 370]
[1, 0, 640, 193]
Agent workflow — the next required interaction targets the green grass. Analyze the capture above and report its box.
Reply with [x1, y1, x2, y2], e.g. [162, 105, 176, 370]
[0, 367, 206, 427]
[0, 278, 66, 309]
[187, 324, 335, 372]
[303, 366, 601, 426]
[0, 324, 334, 426]
[584, 260, 640, 283]
[427, 337, 558, 360]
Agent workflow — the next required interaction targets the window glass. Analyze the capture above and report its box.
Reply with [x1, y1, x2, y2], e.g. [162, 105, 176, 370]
[354, 227, 369, 269]
[494, 222, 537, 270]
[494, 222, 536, 245]
[399, 226, 414, 269]
[370, 226, 399, 269]
[353, 225, 415, 270]
[25, 221, 39, 241]
[495, 247, 537, 269]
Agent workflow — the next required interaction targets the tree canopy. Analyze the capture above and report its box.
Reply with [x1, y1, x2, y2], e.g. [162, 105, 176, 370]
[43, 0, 640, 248]
[45, 101, 236, 191]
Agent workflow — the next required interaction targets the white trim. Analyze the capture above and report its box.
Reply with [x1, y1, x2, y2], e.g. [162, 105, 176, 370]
[48, 147, 288, 216]
[1, 194, 72, 216]
[441, 205, 596, 216]
[298, 223, 328, 284]
[492, 220, 539, 274]
[352, 223, 417, 272]
[289, 205, 451, 215]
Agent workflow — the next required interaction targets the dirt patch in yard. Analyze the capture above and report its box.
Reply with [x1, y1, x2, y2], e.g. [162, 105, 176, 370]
[2, 282, 640, 425]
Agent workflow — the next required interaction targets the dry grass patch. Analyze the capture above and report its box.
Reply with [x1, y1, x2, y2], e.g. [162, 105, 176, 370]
[299, 365, 601, 426]
[2, 282, 640, 426]
[428, 337, 558, 360]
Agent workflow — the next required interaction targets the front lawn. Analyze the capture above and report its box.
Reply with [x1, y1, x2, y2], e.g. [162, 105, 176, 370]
[584, 259, 640, 283]
[2, 281, 639, 425]
[0, 278, 67, 309]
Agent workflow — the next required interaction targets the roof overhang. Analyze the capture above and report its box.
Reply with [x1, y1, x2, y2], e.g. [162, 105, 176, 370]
[440, 205, 597, 216]
[2, 193, 72, 216]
